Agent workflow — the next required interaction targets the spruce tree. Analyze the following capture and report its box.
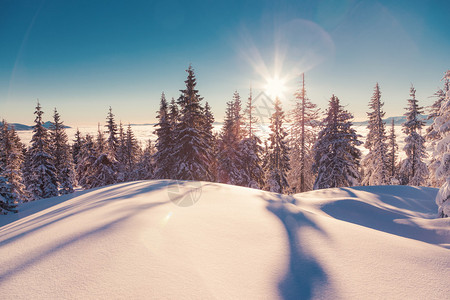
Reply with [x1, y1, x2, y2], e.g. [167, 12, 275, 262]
[72, 128, 83, 166]
[239, 87, 265, 189]
[76, 134, 97, 189]
[399, 85, 428, 186]
[288, 74, 319, 193]
[427, 74, 449, 187]
[153, 93, 174, 179]
[86, 151, 118, 188]
[135, 139, 155, 180]
[361, 83, 389, 185]
[172, 65, 213, 181]
[0, 121, 26, 213]
[96, 123, 107, 154]
[431, 70, 450, 217]
[124, 124, 141, 181]
[217, 95, 245, 185]
[203, 101, 217, 181]
[313, 95, 362, 189]
[265, 97, 290, 193]
[50, 108, 76, 194]
[116, 122, 126, 182]
[105, 106, 119, 159]
[27, 101, 59, 200]
[386, 119, 399, 184]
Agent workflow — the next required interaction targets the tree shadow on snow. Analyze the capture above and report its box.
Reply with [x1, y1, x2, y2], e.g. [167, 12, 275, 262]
[264, 194, 332, 300]
[321, 187, 449, 245]
[0, 200, 167, 283]
[0, 180, 182, 248]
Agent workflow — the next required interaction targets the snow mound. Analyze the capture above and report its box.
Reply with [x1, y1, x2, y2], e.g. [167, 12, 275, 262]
[0, 181, 449, 299]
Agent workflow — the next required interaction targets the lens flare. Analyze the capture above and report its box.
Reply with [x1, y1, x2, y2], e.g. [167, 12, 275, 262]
[265, 76, 287, 99]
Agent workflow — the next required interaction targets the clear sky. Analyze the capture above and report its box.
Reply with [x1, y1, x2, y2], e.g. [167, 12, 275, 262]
[1, 0, 449, 126]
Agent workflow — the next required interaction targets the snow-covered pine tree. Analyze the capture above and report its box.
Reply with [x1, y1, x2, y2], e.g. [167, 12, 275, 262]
[432, 70, 450, 217]
[96, 123, 107, 154]
[361, 83, 389, 185]
[86, 151, 119, 188]
[135, 139, 155, 180]
[172, 65, 214, 181]
[83, 121, 120, 188]
[288, 74, 319, 193]
[0, 121, 26, 213]
[26, 101, 59, 200]
[105, 107, 119, 159]
[203, 101, 217, 181]
[399, 85, 429, 186]
[72, 128, 83, 166]
[265, 97, 290, 193]
[313, 95, 362, 189]
[217, 94, 245, 185]
[169, 97, 179, 129]
[116, 122, 126, 182]
[239, 87, 265, 189]
[49, 108, 76, 194]
[153, 93, 174, 179]
[76, 134, 97, 189]
[426, 74, 449, 187]
[123, 124, 141, 181]
[386, 119, 399, 184]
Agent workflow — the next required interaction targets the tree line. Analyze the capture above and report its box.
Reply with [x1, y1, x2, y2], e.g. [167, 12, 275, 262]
[0, 66, 449, 218]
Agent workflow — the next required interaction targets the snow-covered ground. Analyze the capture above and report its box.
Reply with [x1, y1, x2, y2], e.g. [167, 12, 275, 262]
[0, 181, 448, 299]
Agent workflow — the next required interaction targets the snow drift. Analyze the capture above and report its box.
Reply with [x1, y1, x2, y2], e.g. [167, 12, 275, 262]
[0, 181, 449, 299]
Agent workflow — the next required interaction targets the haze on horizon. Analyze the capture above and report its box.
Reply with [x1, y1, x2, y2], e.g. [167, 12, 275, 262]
[1, 0, 449, 127]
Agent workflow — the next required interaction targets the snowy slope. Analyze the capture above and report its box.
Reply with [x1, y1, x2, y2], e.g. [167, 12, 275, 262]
[0, 181, 449, 299]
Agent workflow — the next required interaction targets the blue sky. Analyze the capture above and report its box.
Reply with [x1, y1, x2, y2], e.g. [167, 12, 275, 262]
[1, 0, 449, 126]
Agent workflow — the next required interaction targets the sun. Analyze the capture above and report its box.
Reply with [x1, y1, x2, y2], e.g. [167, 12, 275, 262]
[264, 76, 287, 99]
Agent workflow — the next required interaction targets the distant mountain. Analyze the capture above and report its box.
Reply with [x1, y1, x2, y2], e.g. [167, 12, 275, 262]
[354, 115, 432, 126]
[1, 121, 71, 131]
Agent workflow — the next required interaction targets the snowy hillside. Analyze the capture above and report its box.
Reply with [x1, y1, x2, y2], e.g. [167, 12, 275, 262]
[0, 181, 449, 299]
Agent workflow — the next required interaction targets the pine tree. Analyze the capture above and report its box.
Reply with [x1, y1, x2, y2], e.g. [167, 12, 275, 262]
[427, 74, 449, 187]
[361, 83, 389, 185]
[203, 101, 217, 181]
[239, 87, 265, 189]
[0, 121, 26, 213]
[76, 134, 97, 189]
[26, 101, 59, 200]
[72, 128, 83, 165]
[50, 108, 76, 194]
[265, 97, 290, 193]
[313, 95, 362, 189]
[399, 85, 428, 186]
[217, 95, 245, 185]
[86, 152, 118, 188]
[288, 74, 319, 193]
[135, 139, 155, 180]
[153, 93, 174, 179]
[431, 70, 450, 217]
[96, 123, 107, 154]
[386, 119, 399, 184]
[116, 122, 127, 182]
[169, 97, 179, 129]
[172, 65, 214, 181]
[123, 124, 141, 181]
[105, 106, 119, 159]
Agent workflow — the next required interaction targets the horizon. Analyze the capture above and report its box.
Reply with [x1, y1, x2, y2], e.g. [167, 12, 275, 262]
[1, 0, 449, 126]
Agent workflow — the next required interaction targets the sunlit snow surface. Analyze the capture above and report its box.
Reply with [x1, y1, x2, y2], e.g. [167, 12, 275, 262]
[0, 181, 449, 299]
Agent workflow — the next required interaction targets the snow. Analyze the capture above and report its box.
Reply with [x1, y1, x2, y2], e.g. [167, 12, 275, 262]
[1, 181, 449, 299]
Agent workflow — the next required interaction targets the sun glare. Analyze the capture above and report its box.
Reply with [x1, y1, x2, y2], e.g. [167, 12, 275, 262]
[265, 76, 287, 99]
